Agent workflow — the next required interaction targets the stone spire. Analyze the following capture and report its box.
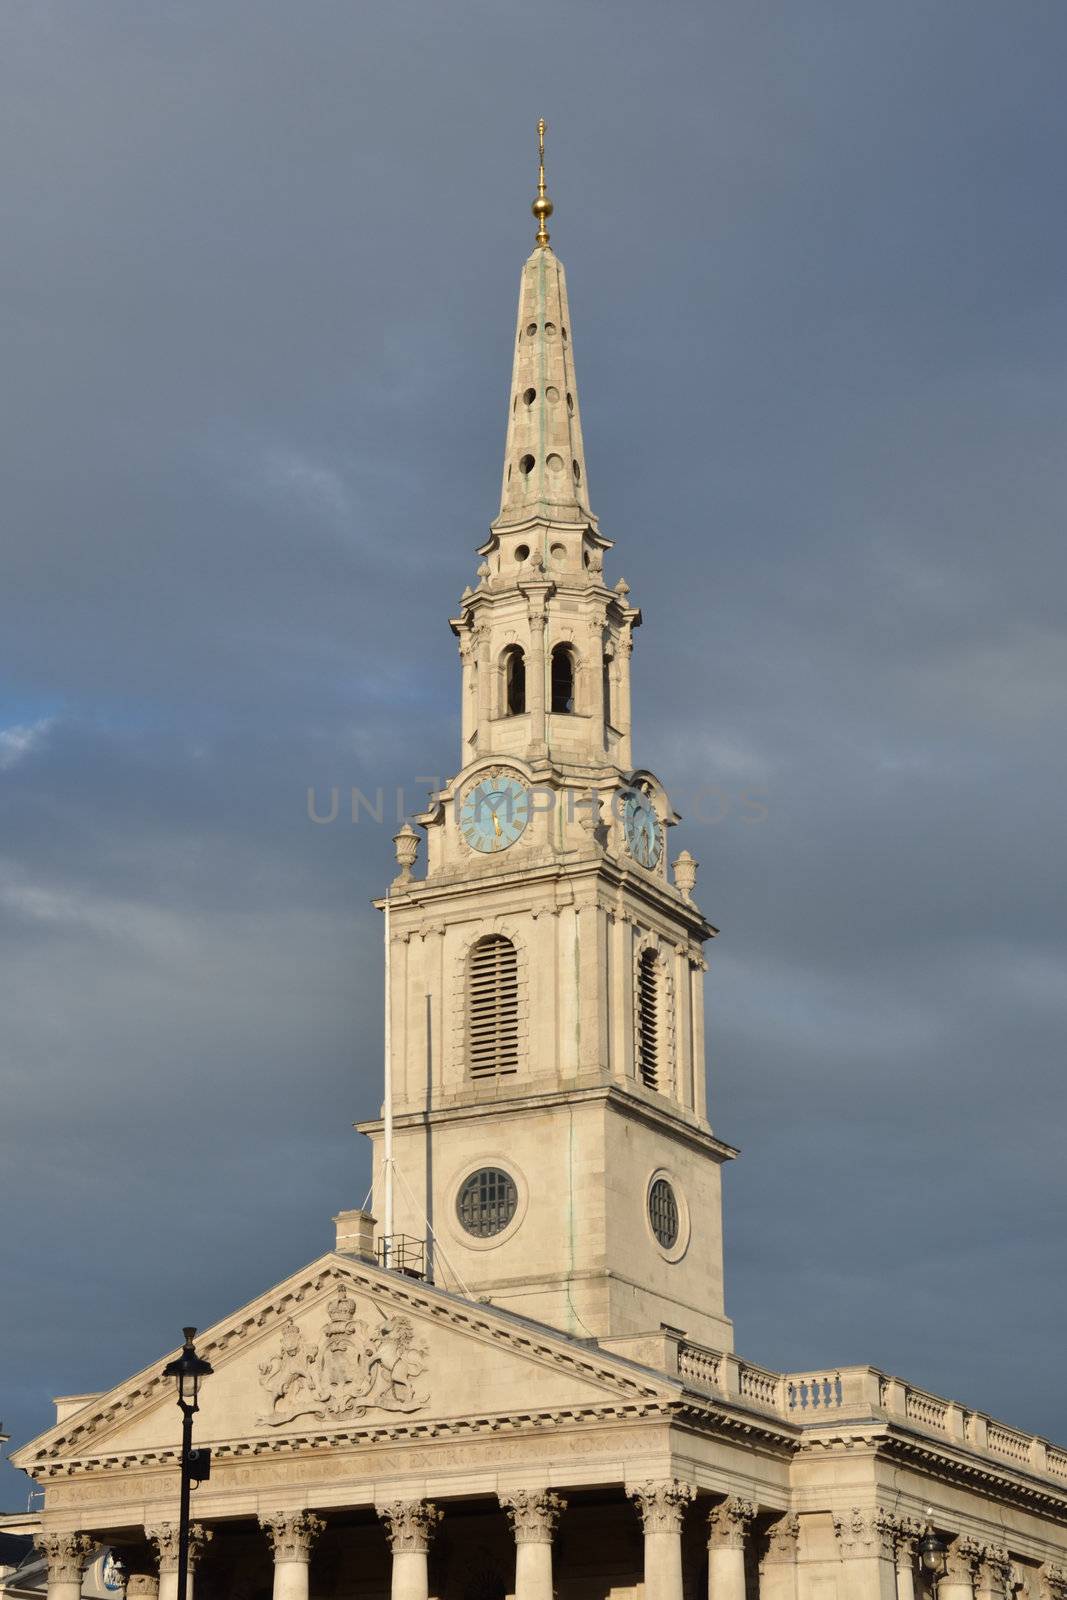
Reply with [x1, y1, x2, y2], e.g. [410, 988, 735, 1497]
[496, 122, 590, 526]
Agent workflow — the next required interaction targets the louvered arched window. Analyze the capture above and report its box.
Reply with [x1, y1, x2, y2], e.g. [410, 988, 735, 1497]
[637, 948, 662, 1089]
[468, 935, 519, 1079]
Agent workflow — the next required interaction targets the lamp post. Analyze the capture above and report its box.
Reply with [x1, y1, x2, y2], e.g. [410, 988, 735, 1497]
[919, 1522, 949, 1589]
[161, 1328, 213, 1600]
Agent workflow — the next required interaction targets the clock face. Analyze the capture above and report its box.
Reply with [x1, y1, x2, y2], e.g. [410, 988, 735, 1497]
[460, 772, 531, 853]
[622, 787, 663, 869]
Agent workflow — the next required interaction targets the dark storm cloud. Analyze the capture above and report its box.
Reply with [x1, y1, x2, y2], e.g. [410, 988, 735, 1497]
[2, 0, 1066, 1497]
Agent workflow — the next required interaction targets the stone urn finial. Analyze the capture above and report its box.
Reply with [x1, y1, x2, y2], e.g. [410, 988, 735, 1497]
[673, 849, 698, 900]
[392, 823, 420, 883]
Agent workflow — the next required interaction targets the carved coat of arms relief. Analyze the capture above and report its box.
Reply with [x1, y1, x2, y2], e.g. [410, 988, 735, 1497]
[257, 1286, 429, 1427]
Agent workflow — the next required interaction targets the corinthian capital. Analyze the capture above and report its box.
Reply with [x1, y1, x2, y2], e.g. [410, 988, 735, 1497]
[888, 1516, 924, 1571]
[943, 1538, 984, 1590]
[833, 1507, 895, 1561]
[762, 1514, 801, 1565]
[977, 1546, 1013, 1599]
[499, 1490, 567, 1545]
[377, 1500, 442, 1555]
[629, 1480, 695, 1535]
[147, 1522, 213, 1574]
[259, 1510, 325, 1564]
[707, 1496, 756, 1550]
[35, 1532, 95, 1584]
[1039, 1564, 1067, 1600]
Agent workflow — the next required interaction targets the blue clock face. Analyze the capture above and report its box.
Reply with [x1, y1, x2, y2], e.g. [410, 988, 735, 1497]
[460, 772, 531, 853]
[622, 787, 662, 869]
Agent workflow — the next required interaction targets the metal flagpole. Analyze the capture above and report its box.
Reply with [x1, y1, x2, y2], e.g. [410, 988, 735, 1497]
[383, 893, 393, 1266]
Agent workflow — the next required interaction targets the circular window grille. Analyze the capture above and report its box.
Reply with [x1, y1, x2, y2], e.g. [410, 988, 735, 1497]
[648, 1177, 679, 1249]
[457, 1168, 518, 1238]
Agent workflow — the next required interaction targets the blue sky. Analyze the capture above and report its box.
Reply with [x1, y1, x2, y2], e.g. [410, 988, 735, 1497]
[2, 0, 1066, 1502]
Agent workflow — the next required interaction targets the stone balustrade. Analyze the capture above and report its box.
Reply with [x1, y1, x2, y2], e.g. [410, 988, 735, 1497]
[671, 1342, 1067, 1484]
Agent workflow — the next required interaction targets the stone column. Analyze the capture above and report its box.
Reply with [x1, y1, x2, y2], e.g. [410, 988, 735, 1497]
[128, 1580, 160, 1600]
[938, 1538, 982, 1600]
[833, 1509, 898, 1600]
[975, 1546, 1013, 1600]
[892, 1520, 921, 1600]
[378, 1500, 442, 1600]
[525, 592, 548, 755]
[457, 629, 475, 752]
[707, 1496, 755, 1600]
[259, 1510, 325, 1600]
[630, 1480, 694, 1600]
[500, 1489, 567, 1600]
[35, 1532, 95, 1600]
[616, 628, 634, 770]
[761, 1514, 801, 1600]
[148, 1522, 213, 1600]
[474, 623, 492, 754]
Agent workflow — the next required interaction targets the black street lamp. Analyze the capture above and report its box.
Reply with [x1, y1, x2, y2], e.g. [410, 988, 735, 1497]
[161, 1328, 213, 1600]
[919, 1525, 950, 1586]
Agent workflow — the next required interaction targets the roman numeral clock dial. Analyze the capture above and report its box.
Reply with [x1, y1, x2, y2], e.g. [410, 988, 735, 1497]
[459, 771, 531, 853]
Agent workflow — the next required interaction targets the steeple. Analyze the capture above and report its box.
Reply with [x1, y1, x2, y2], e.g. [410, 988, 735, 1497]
[360, 136, 733, 1355]
[496, 121, 590, 526]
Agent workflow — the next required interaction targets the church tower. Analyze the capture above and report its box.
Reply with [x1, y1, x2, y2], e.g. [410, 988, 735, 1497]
[359, 126, 735, 1350]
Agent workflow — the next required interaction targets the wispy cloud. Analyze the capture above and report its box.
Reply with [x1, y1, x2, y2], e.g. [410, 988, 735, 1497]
[0, 717, 54, 771]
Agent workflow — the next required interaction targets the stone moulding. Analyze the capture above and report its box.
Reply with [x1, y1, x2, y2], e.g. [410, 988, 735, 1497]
[30, 1399, 683, 1480]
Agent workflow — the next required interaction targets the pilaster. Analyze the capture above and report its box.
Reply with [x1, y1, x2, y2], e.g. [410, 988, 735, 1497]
[761, 1514, 801, 1600]
[833, 1508, 897, 1600]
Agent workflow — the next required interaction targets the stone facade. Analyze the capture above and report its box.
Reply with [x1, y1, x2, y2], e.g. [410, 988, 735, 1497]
[6, 190, 1067, 1600]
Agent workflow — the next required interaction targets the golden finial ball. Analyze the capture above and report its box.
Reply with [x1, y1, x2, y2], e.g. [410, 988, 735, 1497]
[532, 195, 554, 221]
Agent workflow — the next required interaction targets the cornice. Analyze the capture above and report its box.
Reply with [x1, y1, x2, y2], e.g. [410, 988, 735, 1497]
[797, 1425, 1067, 1525]
[377, 838, 715, 943]
[356, 1082, 737, 1163]
[28, 1399, 680, 1480]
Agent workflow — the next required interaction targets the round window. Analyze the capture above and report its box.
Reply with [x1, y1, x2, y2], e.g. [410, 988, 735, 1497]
[457, 1168, 518, 1238]
[648, 1177, 679, 1249]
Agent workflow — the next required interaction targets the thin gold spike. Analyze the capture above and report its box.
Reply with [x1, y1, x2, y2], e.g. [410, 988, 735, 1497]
[532, 116, 553, 248]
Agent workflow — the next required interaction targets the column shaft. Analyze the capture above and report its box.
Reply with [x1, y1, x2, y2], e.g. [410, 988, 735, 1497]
[526, 599, 547, 751]
[896, 1562, 917, 1600]
[45, 1580, 81, 1600]
[475, 626, 492, 753]
[272, 1559, 310, 1600]
[709, 1543, 747, 1600]
[515, 1539, 554, 1600]
[617, 631, 634, 769]
[645, 1529, 684, 1600]
[391, 1548, 429, 1600]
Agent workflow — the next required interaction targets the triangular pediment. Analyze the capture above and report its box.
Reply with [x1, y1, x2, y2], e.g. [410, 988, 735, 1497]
[14, 1253, 679, 1473]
